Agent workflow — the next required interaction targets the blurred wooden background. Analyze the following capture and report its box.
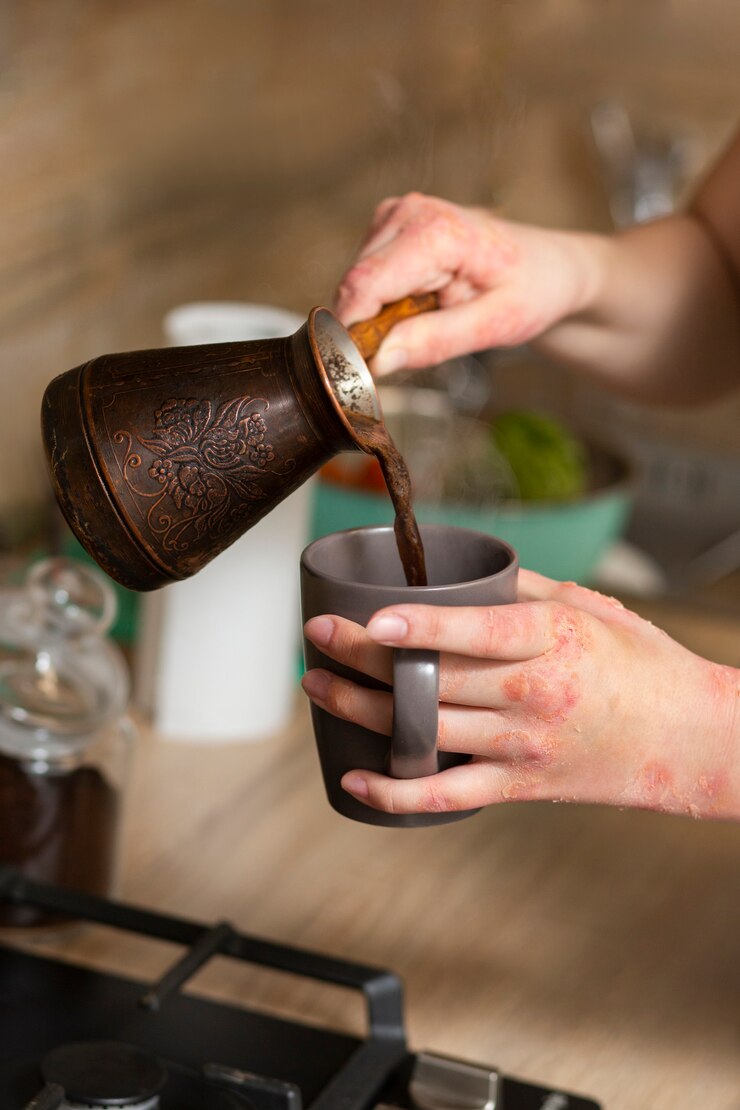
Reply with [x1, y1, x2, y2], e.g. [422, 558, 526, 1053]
[1, 0, 738, 525]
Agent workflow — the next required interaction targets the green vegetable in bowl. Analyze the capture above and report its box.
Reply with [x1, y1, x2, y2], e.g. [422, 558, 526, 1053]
[491, 410, 587, 501]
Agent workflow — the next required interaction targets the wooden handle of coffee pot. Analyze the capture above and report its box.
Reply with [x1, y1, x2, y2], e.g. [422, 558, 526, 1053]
[348, 292, 439, 362]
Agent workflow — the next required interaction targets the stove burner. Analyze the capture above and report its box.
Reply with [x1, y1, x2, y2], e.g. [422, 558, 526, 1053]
[41, 1042, 167, 1109]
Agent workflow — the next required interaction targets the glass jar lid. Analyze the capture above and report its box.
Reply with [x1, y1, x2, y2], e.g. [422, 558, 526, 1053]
[0, 558, 129, 760]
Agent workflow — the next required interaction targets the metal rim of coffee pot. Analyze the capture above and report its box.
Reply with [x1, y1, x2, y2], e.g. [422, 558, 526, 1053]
[308, 307, 383, 451]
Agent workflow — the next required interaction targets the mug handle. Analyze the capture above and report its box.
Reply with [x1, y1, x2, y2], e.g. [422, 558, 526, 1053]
[388, 648, 440, 779]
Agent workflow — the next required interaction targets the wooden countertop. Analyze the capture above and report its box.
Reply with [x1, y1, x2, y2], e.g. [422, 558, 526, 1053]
[9, 596, 740, 1110]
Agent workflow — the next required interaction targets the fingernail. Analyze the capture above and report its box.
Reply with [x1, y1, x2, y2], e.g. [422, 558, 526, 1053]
[367, 613, 408, 643]
[301, 670, 331, 700]
[304, 616, 334, 648]
[374, 346, 408, 375]
[342, 772, 369, 799]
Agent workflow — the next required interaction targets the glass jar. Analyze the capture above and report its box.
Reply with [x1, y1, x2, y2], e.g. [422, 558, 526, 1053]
[0, 558, 134, 929]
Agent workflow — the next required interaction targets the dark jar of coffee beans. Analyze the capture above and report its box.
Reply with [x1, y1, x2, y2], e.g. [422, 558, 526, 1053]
[0, 558, 133, 931]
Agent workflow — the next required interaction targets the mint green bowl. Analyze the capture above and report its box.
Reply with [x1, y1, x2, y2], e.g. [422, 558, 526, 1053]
[311, 446, 634, 585]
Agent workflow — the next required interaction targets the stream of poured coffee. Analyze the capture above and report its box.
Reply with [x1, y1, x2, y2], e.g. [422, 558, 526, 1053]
[321, 293, 437, 587]
[352, 415, 428, 588]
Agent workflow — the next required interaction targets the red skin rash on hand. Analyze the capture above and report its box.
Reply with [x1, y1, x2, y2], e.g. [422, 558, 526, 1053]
[704, 660, 740, 709]
[500, 778, 530, 800]
[503, 668, 581, 723]
[495, 728, 556, 766]
[552, 607, 592, 653]
[634, 761, 724, 818]
[392, 200, 522, 282]
[641, 761, 673, 791]
[636, 761, 677, 812]
[503, 672, 529, 703]
[697, 772, 727, 800]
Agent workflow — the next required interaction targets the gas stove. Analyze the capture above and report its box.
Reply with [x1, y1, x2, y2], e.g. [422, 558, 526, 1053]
[0, 868, 599, 1110]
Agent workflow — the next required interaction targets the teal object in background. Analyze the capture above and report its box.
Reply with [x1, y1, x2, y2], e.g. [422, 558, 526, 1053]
[311, 480, 633, 585]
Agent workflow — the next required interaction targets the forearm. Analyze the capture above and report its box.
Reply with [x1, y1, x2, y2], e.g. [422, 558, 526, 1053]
[534, 213, 740, 404]
[701, 662, 740, 821]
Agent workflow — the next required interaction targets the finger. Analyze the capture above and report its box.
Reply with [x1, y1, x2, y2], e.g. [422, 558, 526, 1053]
[347, 191, 450, 281]
[341, 759, 547, 814]
[334, 217, 463, 327]
[517, 568, 561, 601]
[302, 659, 567, 747]
[369, 299, 491, 375]
[366, 601, 564, 660]
[370, 286, 541, 375]
[438, 275, 477, 304]
[335, 264, 451, 332]
[304, 615, 393, 684]
[517, 568, 629, 622]
[302, 669, 393, 735]
[356, 196, 405, 254]
[303, 614, 519, 711]
[437, 706, 555, 760]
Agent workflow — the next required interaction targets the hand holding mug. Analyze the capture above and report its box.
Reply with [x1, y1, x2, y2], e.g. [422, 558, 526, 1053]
[304, 569, 740, 821]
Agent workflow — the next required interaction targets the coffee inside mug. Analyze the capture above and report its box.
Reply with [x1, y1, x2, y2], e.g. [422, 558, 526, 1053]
[303, 526, 513, 590]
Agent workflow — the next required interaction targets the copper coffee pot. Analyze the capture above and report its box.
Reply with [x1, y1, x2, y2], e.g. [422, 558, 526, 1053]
[41, 294, 436, 591]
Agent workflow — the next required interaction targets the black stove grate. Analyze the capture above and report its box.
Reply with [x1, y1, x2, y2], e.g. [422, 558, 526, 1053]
[0, 867, 601, 1110]
[0, 866, 406, 1110]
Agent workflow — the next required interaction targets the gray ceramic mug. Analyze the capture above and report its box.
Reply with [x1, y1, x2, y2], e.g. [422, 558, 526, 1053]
[301, 524, 518, 828]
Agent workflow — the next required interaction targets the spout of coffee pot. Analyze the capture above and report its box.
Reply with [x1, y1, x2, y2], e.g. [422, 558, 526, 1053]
[40, 296, 439, 593]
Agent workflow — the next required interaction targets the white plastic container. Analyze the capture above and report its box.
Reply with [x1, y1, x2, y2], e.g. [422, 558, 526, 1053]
[135, 302, 311, 742]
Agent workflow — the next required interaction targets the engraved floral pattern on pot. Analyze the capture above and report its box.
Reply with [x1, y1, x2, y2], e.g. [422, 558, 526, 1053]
[114, 395, 294, 553]
[171, 463, 227, 514]
[154, 398, 211, 443]
[148, 458, 173, 485]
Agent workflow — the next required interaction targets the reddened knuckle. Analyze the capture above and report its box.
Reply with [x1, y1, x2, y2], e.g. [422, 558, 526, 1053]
[346, 259, 375, 284]
[539, 731, 559, 765]
[335, 282, 356, 306]
[548, 602, 589, 651]
[487, 726, 523, 759]
[570, 608, 589, 638]
[422, 779, 449, 813]
[546, 599, 567, 620]
[338, 265, 361, 288]
[526, 729, 557, 766]
[546, 600, 570, 635]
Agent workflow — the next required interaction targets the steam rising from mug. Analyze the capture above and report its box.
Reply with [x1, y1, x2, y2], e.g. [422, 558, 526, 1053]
[40, 295, 436, 591]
